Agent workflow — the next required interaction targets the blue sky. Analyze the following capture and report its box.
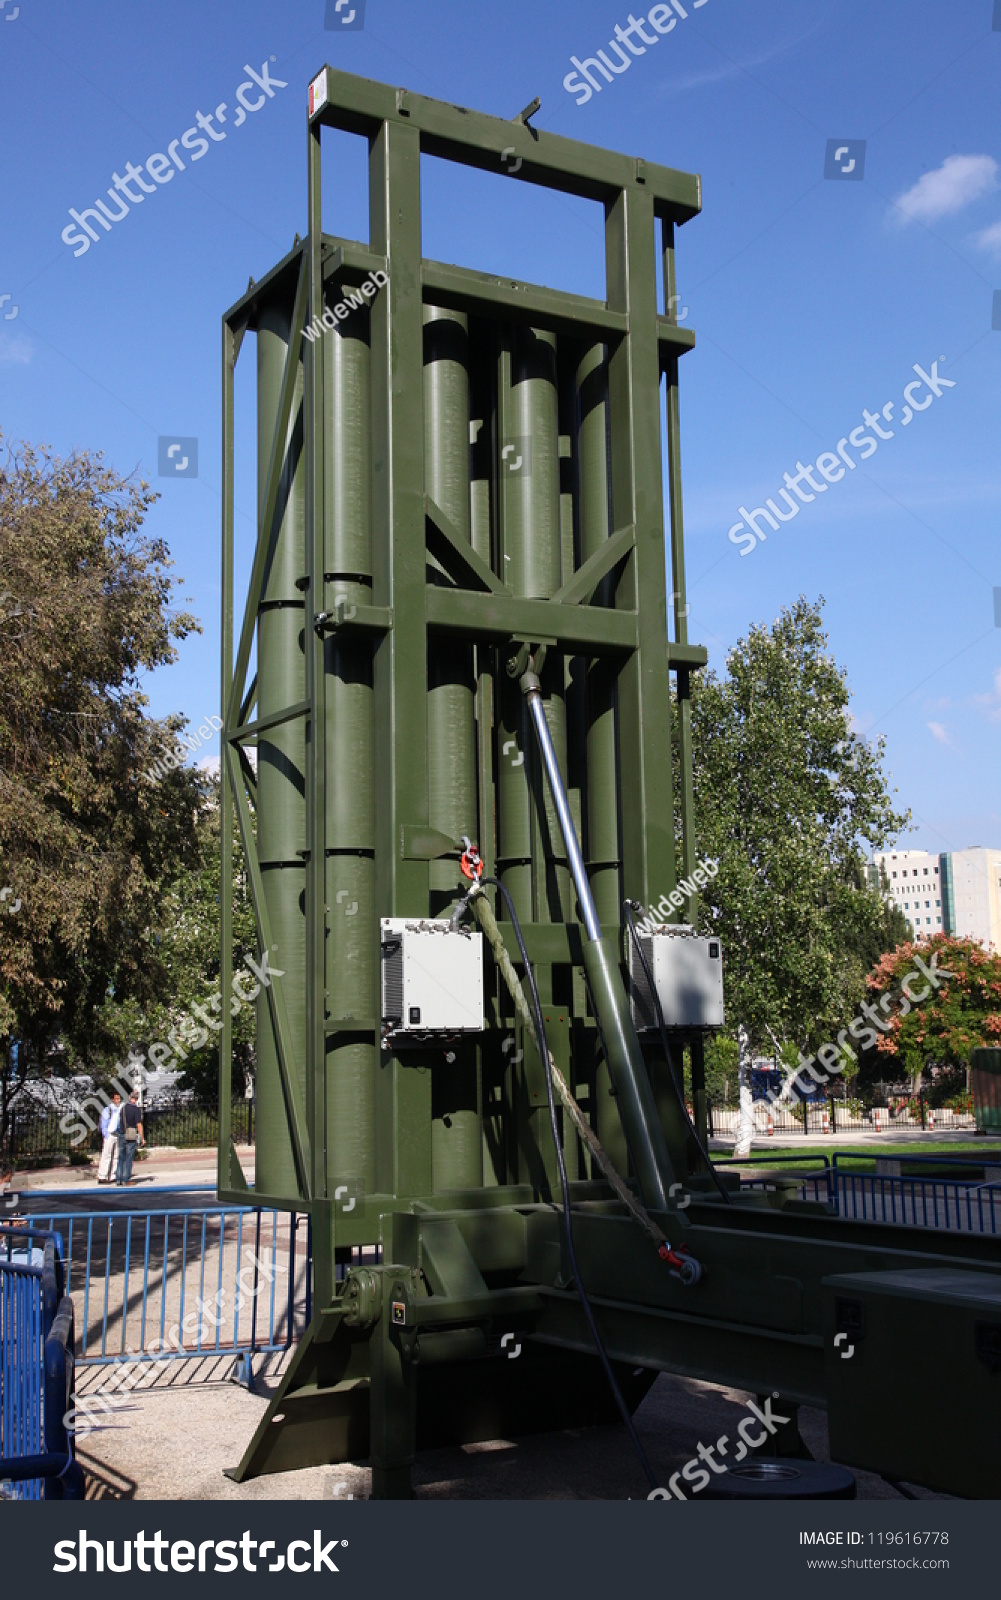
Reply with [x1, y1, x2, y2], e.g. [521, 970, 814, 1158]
[1, 0, 998, 857]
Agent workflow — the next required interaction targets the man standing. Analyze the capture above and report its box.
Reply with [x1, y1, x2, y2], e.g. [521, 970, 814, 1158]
[116, 1090, 144, 1185]
[98, 1092, 121, 1182]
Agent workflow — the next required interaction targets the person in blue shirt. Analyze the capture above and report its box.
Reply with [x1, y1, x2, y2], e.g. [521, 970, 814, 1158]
[98, 1092, 122, 1183]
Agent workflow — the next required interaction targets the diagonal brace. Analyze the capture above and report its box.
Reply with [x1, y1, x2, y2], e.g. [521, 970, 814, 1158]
[228, 252, 310, 727]
[426, 494, 508, 595]
[551, 522, 635, 608]
[226, 743, 311, 1198]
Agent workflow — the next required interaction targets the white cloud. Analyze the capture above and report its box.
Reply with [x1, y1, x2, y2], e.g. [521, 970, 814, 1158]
[0, 331, 31, 366]
[893, 154, 998, 225]
[927, 721, 952, 746]
[972, 219, 1001, 256]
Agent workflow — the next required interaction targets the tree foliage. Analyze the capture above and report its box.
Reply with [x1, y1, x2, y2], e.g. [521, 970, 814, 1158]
[683, 596, 910, 1055]
[860, 933, 1001, 1082]
[0, 437, 202, 1143]
[97, 781, 259, 1103]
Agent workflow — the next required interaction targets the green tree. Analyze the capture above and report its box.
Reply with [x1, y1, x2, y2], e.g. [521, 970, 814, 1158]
[683, 596, 910, 1059]
[0, 437, 201, 1150]
[103, 780, 259, 1103]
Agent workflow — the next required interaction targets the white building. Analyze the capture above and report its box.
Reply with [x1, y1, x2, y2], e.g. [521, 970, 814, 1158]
[872, 846, 1001, 950]
[873, 849, 944, 940]
[942, 849, 1001, 951]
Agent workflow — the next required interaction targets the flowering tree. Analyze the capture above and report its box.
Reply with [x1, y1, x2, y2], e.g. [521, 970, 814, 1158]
[865, 933, 1001, 1082]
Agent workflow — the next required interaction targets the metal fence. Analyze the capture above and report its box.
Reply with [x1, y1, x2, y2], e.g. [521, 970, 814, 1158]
[0, 1228, 81, 1500]
[21, 1196, 309, 1372]
[738, 1154, 1001, 1235]
[0, 1244, 45, 1497]
[708, 1091, 974, 1138]
[4, 1097, 255, 1163]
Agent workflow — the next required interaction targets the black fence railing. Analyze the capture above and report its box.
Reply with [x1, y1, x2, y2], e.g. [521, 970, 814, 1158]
[707, 1088, 974, 1139]
[2, 1097, 255, 1163]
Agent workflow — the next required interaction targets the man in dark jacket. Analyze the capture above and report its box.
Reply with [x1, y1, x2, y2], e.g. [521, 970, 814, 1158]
[116, 1091, 144, 1185]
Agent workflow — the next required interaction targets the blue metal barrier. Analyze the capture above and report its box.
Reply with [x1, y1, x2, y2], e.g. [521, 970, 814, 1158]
[19, 1202, 310, 1372]
[0, 1228, 82, 1499]
[739, 1154, 1001, 1234]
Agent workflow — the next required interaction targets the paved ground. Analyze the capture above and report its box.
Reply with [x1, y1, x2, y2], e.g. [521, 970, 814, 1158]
[71, 1361, 945, 1503]
[7, 1145, 255, 1200]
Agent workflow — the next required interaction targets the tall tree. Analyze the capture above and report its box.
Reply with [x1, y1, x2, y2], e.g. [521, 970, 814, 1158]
[0, 437, 201, 1148]
[682, 596, 910, 1057]
[95, 778, 259, 1103]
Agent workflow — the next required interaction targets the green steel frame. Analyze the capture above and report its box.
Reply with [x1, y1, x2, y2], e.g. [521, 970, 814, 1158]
[219, 68, 1001, 1499]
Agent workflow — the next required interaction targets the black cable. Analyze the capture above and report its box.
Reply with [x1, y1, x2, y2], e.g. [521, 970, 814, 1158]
[480, 876, 660, 1495]
[623, 900, 732, 1205]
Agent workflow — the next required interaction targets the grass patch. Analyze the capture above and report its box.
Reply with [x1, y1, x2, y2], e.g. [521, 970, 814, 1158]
[715, 1140, 1000, 1176]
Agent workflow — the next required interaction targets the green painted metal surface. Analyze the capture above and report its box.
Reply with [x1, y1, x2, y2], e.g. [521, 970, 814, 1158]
[972, 1048, 1001, 1133]
[219, 66, 1001, 1499]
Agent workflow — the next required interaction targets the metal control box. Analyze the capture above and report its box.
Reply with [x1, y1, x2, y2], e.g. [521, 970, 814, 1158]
[380, 919, 484, 1042]
[628, 924, 724, 1031]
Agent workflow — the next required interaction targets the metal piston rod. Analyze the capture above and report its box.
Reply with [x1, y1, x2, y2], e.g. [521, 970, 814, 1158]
[520, 664, 675, 1213]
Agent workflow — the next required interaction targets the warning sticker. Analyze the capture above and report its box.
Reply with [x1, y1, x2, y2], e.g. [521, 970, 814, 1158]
[309, 69, 329, 119]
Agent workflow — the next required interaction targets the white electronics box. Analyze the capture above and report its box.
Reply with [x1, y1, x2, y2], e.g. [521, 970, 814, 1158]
[380, 919, 484, 1043]
[627, 923, 725, 1031]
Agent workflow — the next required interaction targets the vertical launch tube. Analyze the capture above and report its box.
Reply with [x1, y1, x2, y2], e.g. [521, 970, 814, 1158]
[424, 304, 481, 1190]
[323, 290, 378, 1204]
